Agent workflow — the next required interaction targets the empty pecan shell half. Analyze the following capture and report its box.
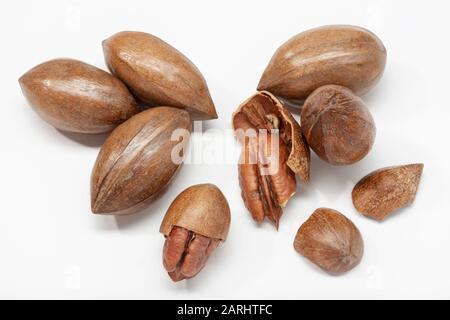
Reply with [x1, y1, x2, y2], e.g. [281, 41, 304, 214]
[352, 164, 424, 221]
[232, 91, 310, 228]
[160, 184, 231, 282]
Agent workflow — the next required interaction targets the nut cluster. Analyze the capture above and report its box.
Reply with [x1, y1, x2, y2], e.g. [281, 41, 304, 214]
[20, 25, 424, 282]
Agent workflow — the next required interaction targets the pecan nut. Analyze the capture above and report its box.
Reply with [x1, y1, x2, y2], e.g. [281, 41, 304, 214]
[160, 184, 231, 282]
[257, 25, 386, 106]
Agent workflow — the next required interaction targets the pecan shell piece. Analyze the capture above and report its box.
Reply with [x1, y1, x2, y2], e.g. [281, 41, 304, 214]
[160, 184, 231, 240]
[233, 91, 310, 183]
[352, 164, 424, 221]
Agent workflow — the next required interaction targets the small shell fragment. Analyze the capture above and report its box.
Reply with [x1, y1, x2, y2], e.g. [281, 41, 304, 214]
[352, 164, 424, 221]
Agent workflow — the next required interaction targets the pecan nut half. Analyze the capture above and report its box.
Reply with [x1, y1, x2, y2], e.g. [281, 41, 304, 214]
[163, 226, 220, 282]
[233, 91, 310, 228]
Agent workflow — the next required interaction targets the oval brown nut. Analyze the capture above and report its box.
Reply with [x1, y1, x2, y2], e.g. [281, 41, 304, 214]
[294, 208, 364, 275]
[103, 31, 217, 120]
[352, 164, 424, 221]
[19, 58, 138, 134]
[301, 85, 376, 165]
[160, 184, 231, 282]
[91, 107, 191, 215]
[232, 91, 310, 228]
[258, 25, 386, 104]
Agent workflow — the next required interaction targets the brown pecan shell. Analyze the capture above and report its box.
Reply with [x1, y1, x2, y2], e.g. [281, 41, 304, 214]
[301, 85, 376, 165]
[160, 184, 231, 241]
[294, 208, 364, 275]
[352, 164, 424, 221]
[90, 107, 191, 215]
[19, 58, 138, 134]
[233, 91, 310, 183]
[258, 25, 387, 105]
[103, 31, 217, 120]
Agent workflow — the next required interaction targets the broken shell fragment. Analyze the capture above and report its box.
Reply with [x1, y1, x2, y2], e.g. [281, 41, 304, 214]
[352, 164, 424, 221]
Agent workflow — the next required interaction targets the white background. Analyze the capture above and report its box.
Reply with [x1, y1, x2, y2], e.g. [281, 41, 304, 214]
[1, 0, 449, 299]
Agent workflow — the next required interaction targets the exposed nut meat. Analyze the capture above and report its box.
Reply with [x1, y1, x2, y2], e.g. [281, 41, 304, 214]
[160, 184, 230, 282]
[163, 226, 220, 282]
[233, 91, 309, 228]
[238, 133, 295, 227]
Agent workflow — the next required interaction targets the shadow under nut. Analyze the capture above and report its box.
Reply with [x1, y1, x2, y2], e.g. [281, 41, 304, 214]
[90, 107, 191, 215]
[258, 25, 387, 103]
[301, 85, 376, 165]
[19, 58, 138, 134]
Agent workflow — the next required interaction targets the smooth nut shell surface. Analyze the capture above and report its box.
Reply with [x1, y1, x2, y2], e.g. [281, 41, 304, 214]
[19, 58, 138, 134]
[233, 91, 310, 183]
[91, 107, 191, 215]
[301, 85, 376, 165]
[294, 208, 364, 275]
[352, 164, 424, 221]
[258, 25, 386, 103]
[160, 184, 231, 241]
[103, 31, 217, 120]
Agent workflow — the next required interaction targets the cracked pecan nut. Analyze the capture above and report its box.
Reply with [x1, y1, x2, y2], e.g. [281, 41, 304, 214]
[103, 31, 217, 120]
[301, 85, 376, 165]
[19, 58, 138, 134]
[160, 184, 231, 282]
[257, 25, 386, 106]
[352, 164, 424, 221]
[233, 91, 310, 228]
[91, 107, 191, 215]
